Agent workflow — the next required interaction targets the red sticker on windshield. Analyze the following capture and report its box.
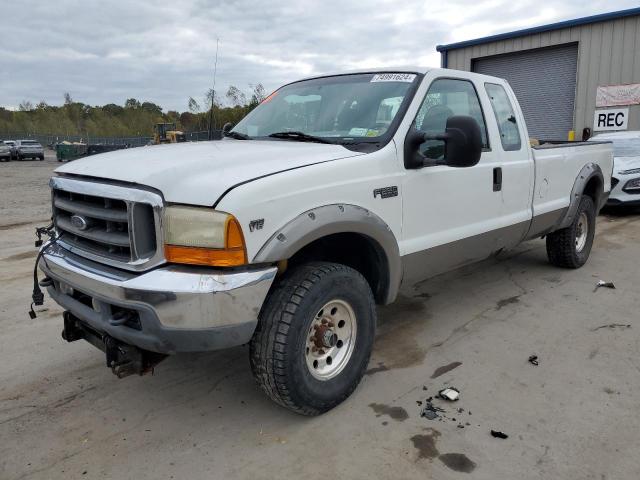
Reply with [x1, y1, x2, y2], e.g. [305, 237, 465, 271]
[261, 91, 278, 104]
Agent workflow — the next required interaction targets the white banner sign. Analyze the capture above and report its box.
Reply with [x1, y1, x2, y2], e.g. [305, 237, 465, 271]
[593, 108, 629, 131]
[596, 84, 640, 107]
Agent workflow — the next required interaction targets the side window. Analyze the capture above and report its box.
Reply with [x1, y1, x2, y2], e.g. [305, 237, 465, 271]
[485, 83, 522, 151]
[415, 78, 489, 159]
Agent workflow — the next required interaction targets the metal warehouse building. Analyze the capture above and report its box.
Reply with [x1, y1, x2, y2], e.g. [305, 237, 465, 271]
[437, 7, 640, 140]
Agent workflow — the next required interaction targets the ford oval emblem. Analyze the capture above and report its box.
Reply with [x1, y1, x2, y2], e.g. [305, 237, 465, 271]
[70, 214, 89, 231]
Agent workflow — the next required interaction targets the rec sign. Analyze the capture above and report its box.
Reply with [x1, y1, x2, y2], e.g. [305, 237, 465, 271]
[593, 108, 629, 131]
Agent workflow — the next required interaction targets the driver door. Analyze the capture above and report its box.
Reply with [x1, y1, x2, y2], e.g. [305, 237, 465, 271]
[401, 76, 504, 284]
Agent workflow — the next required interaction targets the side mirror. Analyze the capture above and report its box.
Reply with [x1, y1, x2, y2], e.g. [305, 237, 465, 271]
[404, 115, 483, 169]
[222, 122, 234, 134]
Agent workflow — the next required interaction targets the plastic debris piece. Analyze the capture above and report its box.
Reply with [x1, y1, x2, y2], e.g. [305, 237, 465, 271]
[491, 430, 508, 439]
[528, 355, 539, 366]
[438, 387, 460, 401]
[420, 401, 445, 420]
[594, 280, 616, 292]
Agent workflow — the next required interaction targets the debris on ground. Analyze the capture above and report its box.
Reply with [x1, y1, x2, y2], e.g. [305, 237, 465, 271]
[591, 323, 631, 332]
[528, 355, 539, 366]
[490, 430, 508, 439]
[438, 387, 460, 401]
[420, 401, 445, 420]
[594, 280, 616, 292]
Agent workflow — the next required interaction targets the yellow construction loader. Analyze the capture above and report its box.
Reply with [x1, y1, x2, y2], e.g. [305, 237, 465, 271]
[153, 123, 186, 144]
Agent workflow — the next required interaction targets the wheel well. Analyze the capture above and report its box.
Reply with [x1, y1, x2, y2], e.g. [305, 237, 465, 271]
[287, 233, 390, 304]
[583, 175, 603, 205]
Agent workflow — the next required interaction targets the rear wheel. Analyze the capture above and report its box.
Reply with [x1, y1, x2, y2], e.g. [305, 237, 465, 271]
[546, 195, 596, 268]
[250, 262, 376, 415]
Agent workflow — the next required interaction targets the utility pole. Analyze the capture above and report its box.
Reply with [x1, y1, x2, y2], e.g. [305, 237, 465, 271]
[208, 38, 220, 140]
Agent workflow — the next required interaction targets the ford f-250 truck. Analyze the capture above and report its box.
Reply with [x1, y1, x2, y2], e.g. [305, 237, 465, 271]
[36, 68, 613, 415]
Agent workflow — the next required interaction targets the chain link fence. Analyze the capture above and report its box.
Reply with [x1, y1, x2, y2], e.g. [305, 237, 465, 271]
[0, 130, 223, 148]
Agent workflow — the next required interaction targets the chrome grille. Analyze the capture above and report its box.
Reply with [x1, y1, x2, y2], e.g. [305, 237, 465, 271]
[50, 177, 164, 271]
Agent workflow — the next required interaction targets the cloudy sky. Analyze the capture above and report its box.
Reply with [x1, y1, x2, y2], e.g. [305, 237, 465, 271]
[2, 0, 638, 111]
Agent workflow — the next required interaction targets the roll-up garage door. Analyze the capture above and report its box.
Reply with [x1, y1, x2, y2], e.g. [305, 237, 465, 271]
[472, 43, 578, 140]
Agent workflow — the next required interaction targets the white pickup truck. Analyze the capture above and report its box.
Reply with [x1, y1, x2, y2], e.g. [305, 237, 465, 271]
[37, 68, 613, 415]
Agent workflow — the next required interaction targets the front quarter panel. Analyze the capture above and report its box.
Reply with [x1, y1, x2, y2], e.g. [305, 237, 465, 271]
[215, 141, 403, 269]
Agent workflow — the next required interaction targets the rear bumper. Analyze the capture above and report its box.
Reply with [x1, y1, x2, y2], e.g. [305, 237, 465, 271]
[39, 244, 277, 354]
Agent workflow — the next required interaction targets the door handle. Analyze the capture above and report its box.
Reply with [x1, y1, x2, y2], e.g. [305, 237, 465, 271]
[493, 167, 502, 192]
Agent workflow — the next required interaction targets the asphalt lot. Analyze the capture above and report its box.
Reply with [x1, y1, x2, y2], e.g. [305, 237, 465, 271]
[1, 151, 639, 480]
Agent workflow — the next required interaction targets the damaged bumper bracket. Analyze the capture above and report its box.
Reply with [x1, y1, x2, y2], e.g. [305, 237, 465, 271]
[62, 311, 166, 378]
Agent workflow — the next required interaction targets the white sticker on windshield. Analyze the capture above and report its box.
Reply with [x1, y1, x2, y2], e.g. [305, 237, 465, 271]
[370, 73, 416, 83]
[348, 128, 368, 137]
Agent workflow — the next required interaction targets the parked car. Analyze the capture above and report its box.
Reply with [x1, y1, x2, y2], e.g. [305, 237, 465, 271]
[0, 141, 11, 161]
[37, 68, 612, 415]
[16, 139, 44, 160]
[3, 140, 17, 160]
[590, 131, 640, 206]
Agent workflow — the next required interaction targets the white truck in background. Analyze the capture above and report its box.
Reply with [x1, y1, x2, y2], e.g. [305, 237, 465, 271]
[36, 68, 613, 415]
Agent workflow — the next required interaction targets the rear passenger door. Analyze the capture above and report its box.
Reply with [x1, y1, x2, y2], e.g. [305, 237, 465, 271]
[483, 82, 534, 248]
[401, 76, 504, 284]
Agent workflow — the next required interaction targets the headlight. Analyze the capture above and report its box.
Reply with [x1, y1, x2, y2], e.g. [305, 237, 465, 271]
[164, 205, 247, 267]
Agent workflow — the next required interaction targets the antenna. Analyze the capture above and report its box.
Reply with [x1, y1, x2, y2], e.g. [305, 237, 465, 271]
[208, 38, 220, 140]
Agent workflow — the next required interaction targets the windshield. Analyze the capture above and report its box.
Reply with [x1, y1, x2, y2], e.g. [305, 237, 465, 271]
[22, 141, 40, 146]
[232, 73, 420, 144]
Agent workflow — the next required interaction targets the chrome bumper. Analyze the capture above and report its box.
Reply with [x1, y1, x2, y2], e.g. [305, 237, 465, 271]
[39, 244, 277, 354]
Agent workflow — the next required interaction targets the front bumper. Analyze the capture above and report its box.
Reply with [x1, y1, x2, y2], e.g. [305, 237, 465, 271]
[607, 174, 640, 205]
[39, 244, 277, 354]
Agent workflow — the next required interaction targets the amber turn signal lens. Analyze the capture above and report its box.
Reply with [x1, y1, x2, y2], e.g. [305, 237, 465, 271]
[165, 245, 246, 267]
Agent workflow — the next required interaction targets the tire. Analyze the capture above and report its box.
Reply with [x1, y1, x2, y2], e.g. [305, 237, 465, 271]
[546, 195, 596, 268]
[250, 262, 376, 415]
[39, 155, 44, 161]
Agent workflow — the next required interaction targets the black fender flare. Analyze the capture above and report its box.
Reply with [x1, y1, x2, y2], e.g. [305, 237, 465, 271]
[253, 204, 401, 304]
[556, 163, 604, 230]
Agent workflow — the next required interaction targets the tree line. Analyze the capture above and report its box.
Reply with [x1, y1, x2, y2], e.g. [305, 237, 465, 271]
[0, 84, 266, 138]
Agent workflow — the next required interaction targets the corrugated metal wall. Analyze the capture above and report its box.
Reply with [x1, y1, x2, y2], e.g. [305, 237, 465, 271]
[445, 14, 640, 133]
[473, 44, 578, 139]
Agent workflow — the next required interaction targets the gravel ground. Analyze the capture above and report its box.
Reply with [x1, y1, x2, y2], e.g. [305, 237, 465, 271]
[1, 154, 639, 480]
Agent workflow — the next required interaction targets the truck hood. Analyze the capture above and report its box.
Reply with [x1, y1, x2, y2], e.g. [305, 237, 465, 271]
[56, 140, 363, 205]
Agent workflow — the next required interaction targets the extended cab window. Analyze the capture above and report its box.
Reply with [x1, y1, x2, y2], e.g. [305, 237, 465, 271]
[485, 83, 521, 151]
[415, 78, 489, 159]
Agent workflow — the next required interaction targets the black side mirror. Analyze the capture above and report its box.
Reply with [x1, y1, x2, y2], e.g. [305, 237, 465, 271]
[404, 115, 483, 169]
[222, 122, 234, 134]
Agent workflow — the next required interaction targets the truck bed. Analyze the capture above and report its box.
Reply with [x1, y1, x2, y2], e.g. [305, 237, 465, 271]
[530, 140, 613, 220]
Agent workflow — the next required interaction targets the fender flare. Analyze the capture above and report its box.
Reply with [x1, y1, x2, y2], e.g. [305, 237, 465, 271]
[253, 204, 401, 304]
[556, 163, 604, 230]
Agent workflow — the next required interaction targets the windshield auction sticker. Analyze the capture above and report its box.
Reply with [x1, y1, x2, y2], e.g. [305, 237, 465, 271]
[370, 73, 416, 83]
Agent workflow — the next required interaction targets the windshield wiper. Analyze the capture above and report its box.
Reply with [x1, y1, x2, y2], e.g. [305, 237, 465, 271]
[224, 130, 250, 140]
[268, 131, 333, 144]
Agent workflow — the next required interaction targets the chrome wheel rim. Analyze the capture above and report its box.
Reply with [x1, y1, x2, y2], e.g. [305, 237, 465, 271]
[305, 299, 357, 381]
[575, 212, 588, 252]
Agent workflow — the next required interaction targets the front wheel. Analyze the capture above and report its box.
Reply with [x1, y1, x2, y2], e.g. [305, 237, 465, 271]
[546, 195, 596, 268]
[250, 262, 376, 415]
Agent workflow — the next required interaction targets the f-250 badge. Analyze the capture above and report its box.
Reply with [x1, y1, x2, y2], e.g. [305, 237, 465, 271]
[373, 186, 398, 199]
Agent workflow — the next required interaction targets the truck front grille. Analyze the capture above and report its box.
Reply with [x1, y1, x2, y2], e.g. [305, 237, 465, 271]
[51, 177, 164, 271]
